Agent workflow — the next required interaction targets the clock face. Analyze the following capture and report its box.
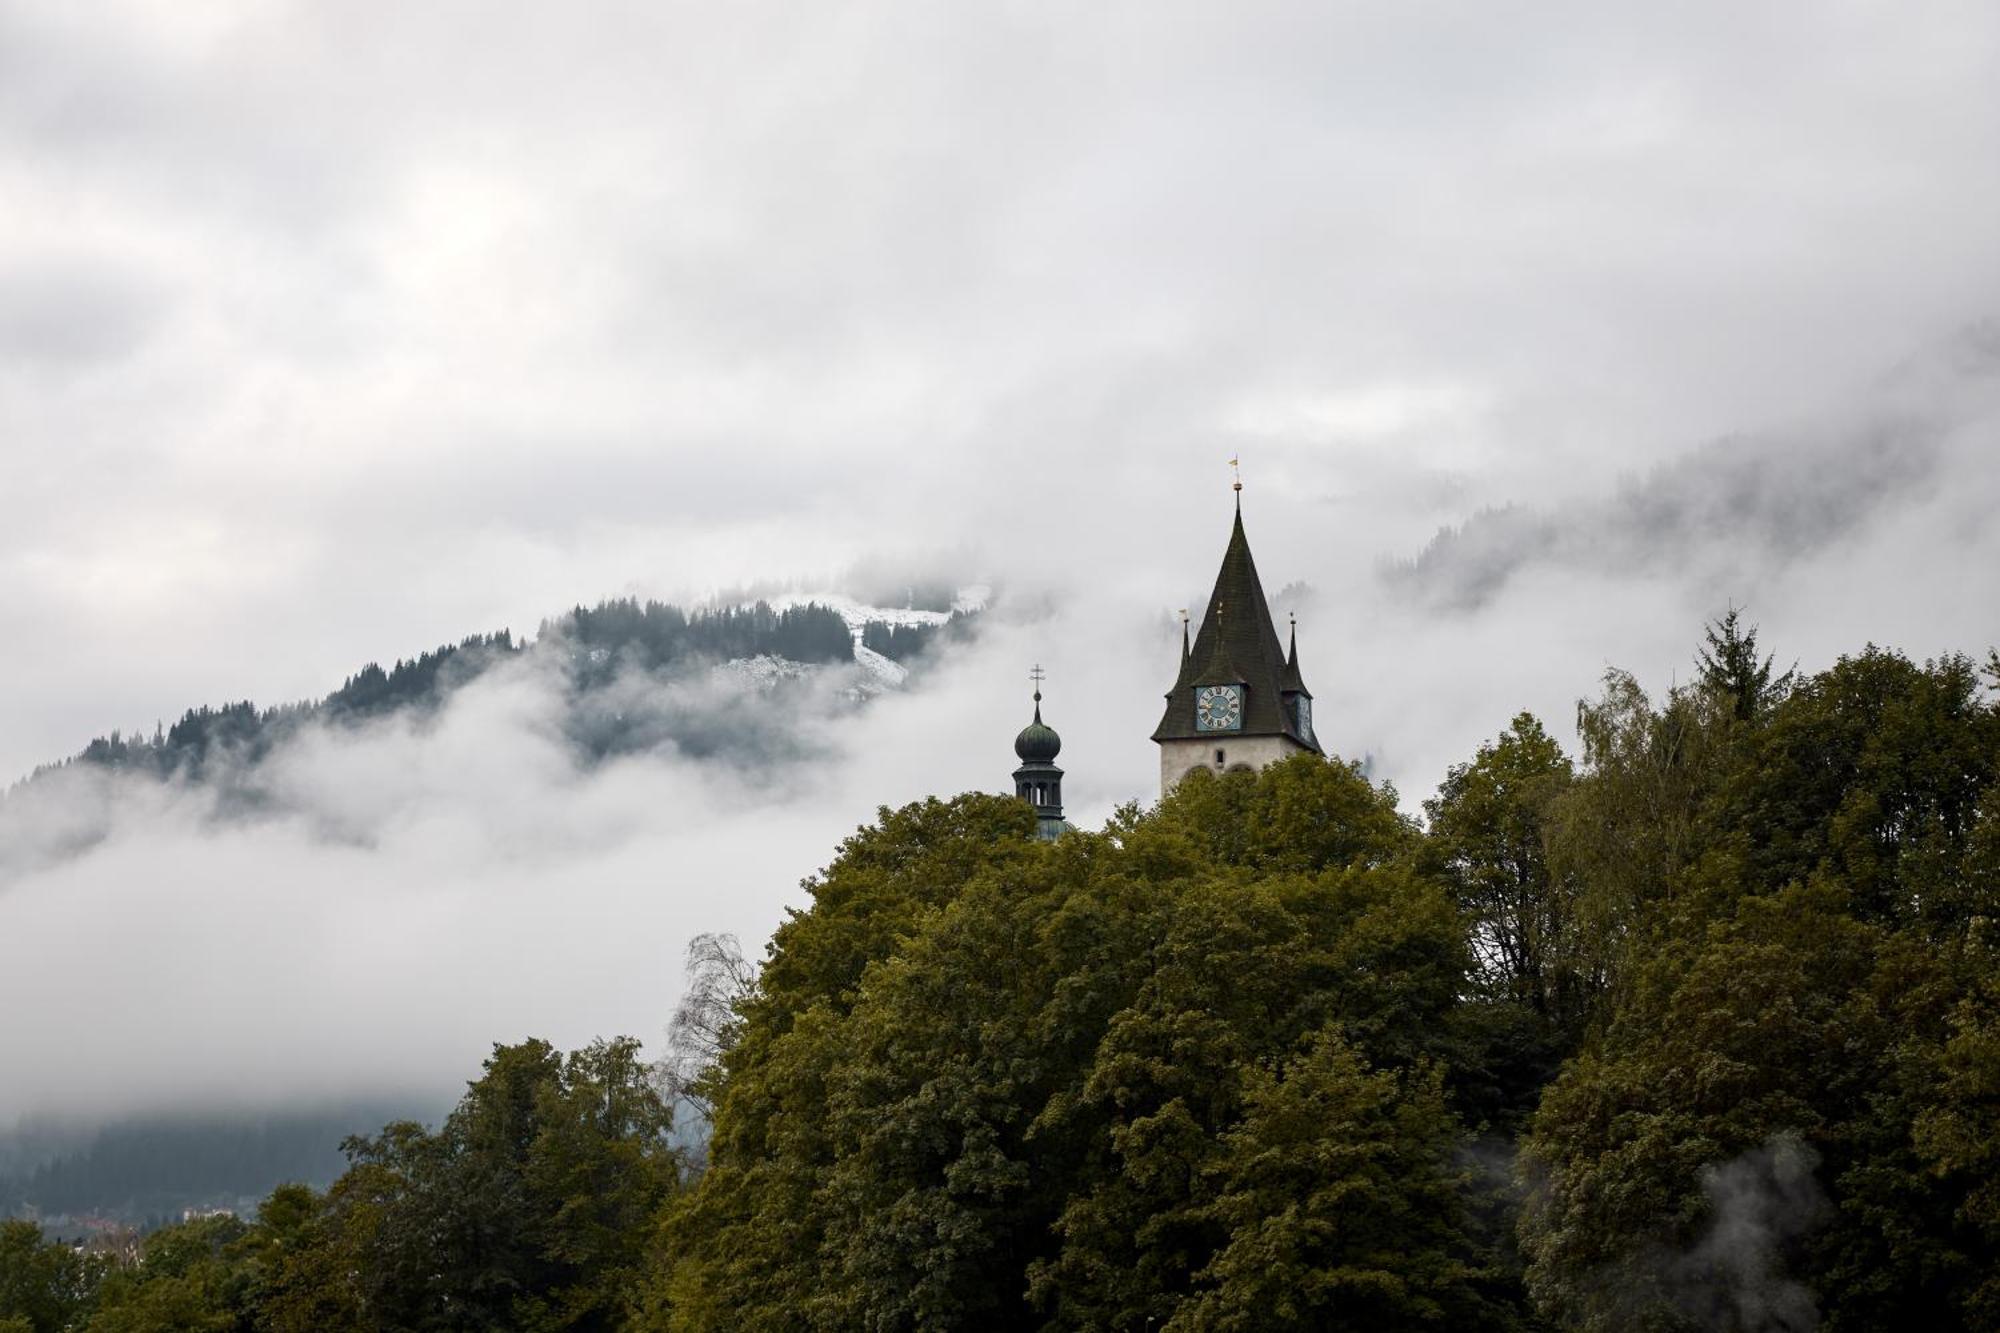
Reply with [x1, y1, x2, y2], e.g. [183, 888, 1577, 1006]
[1294, 695, 1312, 739]
[1195, 684, 1243, 732]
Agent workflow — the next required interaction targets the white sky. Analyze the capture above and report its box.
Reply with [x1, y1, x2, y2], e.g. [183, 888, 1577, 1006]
[2, 0, 1998, 1121]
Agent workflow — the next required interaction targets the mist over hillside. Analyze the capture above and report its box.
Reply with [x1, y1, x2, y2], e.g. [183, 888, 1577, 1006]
[2, 350, 1996, 1235]
[1, 592, 979, 879]
[0, 1106, 427, 1233]
[0, 585, 989, 1224]
[1380, 320, 2000, 614]
[1, 327, 1995, 1234]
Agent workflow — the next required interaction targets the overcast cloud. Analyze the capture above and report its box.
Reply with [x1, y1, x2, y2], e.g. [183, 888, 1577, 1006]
[3, 0, 1998, 1123]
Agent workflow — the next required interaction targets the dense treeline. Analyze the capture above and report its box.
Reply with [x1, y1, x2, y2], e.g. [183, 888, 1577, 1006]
[57, 634, 520, 785]
[556, 601, 855, 687]
[19, 598, 922, 793]
[0, 1111, 416, 1226]
[5, 619, 1997, 1330]
[0, 1042, 672, 1333]
[859, 619, 947, 661]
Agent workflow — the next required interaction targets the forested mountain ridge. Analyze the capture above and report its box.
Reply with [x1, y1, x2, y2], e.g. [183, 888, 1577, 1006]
[0, 594, 978, 883]
[4, 618, 1994, 1331]
[0, 589, 980, 1232]
[20, 596, 973, 791]
[0, 1109, 426, 1233]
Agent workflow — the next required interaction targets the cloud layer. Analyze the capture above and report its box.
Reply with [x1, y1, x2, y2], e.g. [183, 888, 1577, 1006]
[4, 1, 1999, 1122]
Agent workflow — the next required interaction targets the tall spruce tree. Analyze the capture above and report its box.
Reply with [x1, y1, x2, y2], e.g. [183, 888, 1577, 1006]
[1696, 607, 1792, 723]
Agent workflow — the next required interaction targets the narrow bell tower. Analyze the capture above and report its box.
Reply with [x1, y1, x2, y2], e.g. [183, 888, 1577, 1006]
[1013, 666, 1071, 840]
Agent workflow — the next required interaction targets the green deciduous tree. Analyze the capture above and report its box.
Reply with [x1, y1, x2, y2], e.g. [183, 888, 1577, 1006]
[653, 760, 1495, 1331]
[1519, 645, 2000, 1332]
[1426, 714, 1578, 1011]
[258, 1037, 678, 1332]
[1175, 1034, 1506, 1332]
[1708, 647, 1998, 931]
[1424, 713, 1592, 1114]
[0, 1221, 108, 1332]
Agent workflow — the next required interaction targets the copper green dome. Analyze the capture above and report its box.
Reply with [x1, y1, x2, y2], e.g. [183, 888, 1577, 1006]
[1014, 696, 1062, 762]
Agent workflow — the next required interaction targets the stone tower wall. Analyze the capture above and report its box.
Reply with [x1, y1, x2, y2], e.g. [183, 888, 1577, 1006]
[1159, 733, 1308, 795]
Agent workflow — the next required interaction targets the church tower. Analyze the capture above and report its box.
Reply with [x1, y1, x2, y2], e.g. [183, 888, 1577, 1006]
[1013, 667, 1072, 840]
[1152, 481, 1321, 794]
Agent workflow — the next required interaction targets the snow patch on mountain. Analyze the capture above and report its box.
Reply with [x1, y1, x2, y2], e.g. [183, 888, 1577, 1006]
[762, 592, 955, 634]
[852, 644, 909, 689]
[718, 585, 979, 695]
[709, 655, 814, 691]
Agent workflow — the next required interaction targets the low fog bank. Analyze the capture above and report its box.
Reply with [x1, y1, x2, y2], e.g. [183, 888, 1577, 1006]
[0, 619, 1029, 1126]
[0, 636, 880, 881]
[1388, 322, 2000, 613]
[3, 330, 1998, 1130]
[1335, 326, 2000, 795]
[0, 1102, 438, 1220]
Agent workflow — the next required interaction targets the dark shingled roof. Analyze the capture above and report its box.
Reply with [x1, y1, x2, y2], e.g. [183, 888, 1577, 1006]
[1152, 505, 1320, 750]
[1014, 697, 1062, 763]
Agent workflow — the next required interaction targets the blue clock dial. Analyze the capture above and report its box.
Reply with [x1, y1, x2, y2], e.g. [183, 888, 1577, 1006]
[1195, 684, 1243, 732]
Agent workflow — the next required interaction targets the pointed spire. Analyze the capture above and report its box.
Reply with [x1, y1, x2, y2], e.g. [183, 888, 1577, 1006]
[1194, 601, 1244, 686]
[1179, 610, 1191, 666]
[1155, 495, 1320, 755]
[1281, 610, 1309, 697]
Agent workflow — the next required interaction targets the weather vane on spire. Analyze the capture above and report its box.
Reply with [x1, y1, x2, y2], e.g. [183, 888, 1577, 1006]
[1229, 454, 1242, 494]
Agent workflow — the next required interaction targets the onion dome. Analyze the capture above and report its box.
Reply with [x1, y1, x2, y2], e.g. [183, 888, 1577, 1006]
[1015, 694, 1062, 762]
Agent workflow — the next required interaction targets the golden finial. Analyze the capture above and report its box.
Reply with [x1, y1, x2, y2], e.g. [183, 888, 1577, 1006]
[1229, 454, 1242, 493]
